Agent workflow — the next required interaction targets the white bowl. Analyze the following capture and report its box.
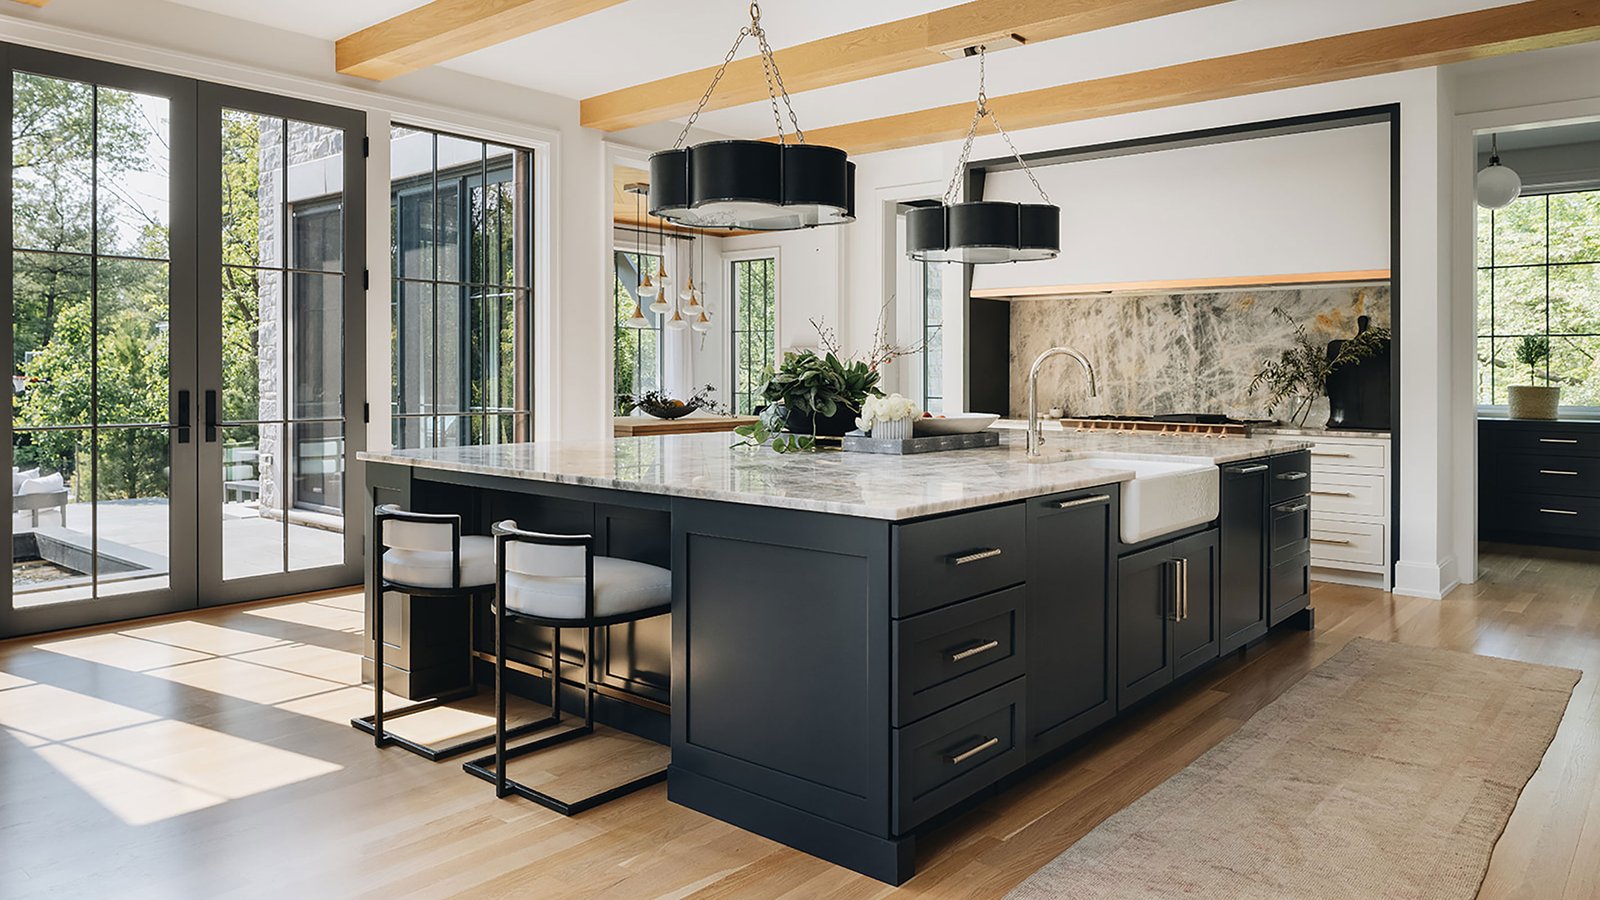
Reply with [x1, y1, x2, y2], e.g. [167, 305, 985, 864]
[912, 413, 1001, 436]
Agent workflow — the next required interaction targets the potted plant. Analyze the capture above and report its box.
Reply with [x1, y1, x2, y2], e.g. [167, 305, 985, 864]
[1249, 309, 1391, 427]
[1507, 335, 1559, 419]
[857, 393, 920, 440]
[761, 350, 878, 437]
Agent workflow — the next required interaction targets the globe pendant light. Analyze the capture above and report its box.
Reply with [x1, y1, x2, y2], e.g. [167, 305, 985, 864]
[649, 1, 854, 232]
[1476, 133, 1522, 210]
[907, 45, 1060, 264]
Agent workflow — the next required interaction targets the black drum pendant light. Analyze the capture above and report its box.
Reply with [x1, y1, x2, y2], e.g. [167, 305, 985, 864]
[907, 45, 1060, 264]
[649, 1, 854, 232]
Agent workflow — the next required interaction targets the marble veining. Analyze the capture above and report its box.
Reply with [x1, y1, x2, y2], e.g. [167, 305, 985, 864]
[1007, 285, 1390, 421]
[360, 431, 1312, 521]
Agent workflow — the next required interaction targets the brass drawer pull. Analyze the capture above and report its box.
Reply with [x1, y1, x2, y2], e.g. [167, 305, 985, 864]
[1540, 469, 1579, 476]
[948, 639, 1000, 662]
[1312, 537, 1353, 545]
[1055, 494, 1111, 510]
[1310, 490, 1352, 498]
[1276, 471, 1309, 481]
[1310, 451, 1353, 458]
[948, 548, 1003, 566]
[1539, 438, 1579, 444]
[946, 736, 1001, 765]
[1180, 558, 1190, 622]
[1540, 508, 1579, 516]
[1228, 464, 1269, 474]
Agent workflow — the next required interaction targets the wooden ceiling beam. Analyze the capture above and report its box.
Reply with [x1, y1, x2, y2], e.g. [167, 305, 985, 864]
[9, 1, 52, 7]
[579, 0, 1231, 132]
[337, 0, 629, 81]
[792, 0, 1600, 156]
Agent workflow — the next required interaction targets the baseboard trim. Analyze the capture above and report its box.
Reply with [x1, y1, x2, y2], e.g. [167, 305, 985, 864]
[1392, 557, 1460, 600]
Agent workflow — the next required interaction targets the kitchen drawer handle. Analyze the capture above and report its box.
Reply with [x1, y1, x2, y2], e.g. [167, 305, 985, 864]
[948, 548, 1003, 566]
[948, 639, 1001, 662]
[1180, 558, 1190, 622]
[1279, 502, 1311, 513]
[1540, 508, 1579, 516]
[1227, 464, 1269, 474]
[1539, 438, 1580, 444]
[1312, 537, 1354, 545]
[1310, 491, 1351, 498]
[1540, 469, 1579, 476]
[1055, 493, 1111, 510]
[946, 736, 1001, 766]
[1310, 451, 1353, 458]
[1276, 471, 1309, 481]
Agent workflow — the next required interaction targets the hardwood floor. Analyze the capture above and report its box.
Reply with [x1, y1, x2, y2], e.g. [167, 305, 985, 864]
[1, 543, 1596, 899]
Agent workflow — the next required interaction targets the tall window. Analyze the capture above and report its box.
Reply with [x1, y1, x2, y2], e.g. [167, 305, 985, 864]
[1476, 190, 1600, 406]
[613, 249, 662, 413]
[922, 262, 944, 413]
[391, 126, 533, 448]
[730, 256, 777, 415]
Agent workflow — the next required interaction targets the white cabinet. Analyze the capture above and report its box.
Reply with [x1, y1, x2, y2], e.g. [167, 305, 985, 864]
[1306, 435, 1391, 590]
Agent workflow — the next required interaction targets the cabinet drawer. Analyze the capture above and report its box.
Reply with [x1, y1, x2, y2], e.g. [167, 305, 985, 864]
[1309, 472, 1384, 518]
[893, 677, 1026, 833]
[1506, 454, 1600, 498]
[1269, 451, 1311, 503]
[894, 586, 1025, 726]
[1308, 441, 1387, 470]
[1268, 551, 1310, 625]
[1507, 494, 1600, 537]
[1310, 518, 1386, 567]
[1269, 497, 1310, 564]
[1500, 425, 1600, 458]
[894, 503, 1026, 617]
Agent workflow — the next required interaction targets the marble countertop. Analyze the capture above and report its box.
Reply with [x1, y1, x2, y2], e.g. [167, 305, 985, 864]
[361, 430, 1312, 521]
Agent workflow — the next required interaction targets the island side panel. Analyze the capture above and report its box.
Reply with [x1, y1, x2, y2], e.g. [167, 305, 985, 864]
[669, 498, 902, 878]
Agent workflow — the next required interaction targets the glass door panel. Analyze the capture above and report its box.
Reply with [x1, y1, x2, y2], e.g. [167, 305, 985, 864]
[198, 87, 363, 604]
[3, 50, 197, 636]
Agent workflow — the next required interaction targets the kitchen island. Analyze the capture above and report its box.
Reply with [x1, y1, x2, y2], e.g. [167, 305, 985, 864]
[360, 430, 1313, 883]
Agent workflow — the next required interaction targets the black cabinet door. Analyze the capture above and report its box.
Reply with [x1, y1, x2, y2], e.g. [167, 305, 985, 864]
[1024, 488, 1117, 759]
[1218, 460, 1269, 654]
[1171, 529, 1220, 678]
[1117, 541, 1178, 710]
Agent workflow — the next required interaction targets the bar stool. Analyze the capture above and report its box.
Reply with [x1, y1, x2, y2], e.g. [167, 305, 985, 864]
[353, 504, 540, 761]
[461, 519, 672, 815]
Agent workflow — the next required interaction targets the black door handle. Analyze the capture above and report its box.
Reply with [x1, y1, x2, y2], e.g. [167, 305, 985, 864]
[177, 389, 191, 443]
[204, 389, 218, 443]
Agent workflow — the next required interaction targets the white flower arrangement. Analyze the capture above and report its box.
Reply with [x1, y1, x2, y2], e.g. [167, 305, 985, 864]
[857, 393, 921, 439]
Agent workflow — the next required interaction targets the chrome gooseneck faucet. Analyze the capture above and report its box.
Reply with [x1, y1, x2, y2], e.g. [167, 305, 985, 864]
[1027, 347, 1098, 458]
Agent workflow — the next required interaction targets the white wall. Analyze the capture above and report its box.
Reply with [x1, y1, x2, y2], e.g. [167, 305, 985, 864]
[971, 124, 1392, 294]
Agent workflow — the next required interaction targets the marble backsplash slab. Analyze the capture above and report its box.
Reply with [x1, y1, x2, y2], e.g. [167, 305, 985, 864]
[1007, 285, 1390, 420]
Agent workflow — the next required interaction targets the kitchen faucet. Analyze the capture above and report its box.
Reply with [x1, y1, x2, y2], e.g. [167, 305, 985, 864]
[1027, 347, 1098, 458]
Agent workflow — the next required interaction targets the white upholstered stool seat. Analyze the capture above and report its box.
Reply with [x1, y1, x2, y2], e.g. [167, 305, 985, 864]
[503, 557, 670, 621]
[382, 535, 496, 589]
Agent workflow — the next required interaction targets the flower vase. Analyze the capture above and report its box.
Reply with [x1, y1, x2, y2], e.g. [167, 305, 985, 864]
[871, 416, 915, 441]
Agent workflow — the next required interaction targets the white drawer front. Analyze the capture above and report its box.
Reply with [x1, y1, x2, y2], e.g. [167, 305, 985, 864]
[1309, 473, 1385, 518]
[1309, 440, 1387, 470]
[1310, 518, 1386, 566]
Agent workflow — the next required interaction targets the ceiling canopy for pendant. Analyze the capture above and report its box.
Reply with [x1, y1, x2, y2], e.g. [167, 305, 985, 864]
[649, 1, 854, 232]
[907, 45, 1060, 265]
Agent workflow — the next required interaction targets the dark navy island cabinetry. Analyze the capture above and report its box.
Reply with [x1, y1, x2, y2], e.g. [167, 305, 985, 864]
[361, 434, 1312, 885]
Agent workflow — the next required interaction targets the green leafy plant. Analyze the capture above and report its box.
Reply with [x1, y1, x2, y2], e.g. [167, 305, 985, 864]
[1514, 335, 1551, 384]
[616, 383, 726, 419]
[732, 405, 815, 454]
[1248, 309, 1391, 426]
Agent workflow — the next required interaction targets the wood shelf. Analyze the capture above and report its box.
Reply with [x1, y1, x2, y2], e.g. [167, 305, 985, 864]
[971, 269, 1390, 300]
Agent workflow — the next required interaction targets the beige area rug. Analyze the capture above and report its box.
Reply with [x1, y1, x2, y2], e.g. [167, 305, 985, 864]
[1007, 638, 1581, 900]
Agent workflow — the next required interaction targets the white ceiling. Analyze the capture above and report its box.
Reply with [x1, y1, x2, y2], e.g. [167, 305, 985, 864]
[165, 0, 1529, 141]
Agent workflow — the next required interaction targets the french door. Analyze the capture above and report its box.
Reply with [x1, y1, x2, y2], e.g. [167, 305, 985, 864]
[0, 46, 364, 637]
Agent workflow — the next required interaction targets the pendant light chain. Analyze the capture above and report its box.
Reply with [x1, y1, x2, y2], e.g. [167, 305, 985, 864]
[671, 1, 806, 150]
[940, 46, 1051, 206]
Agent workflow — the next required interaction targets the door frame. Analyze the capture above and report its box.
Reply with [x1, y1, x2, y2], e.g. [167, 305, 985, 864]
[194, 83, 366, 606]
[0, 43, 201, 637]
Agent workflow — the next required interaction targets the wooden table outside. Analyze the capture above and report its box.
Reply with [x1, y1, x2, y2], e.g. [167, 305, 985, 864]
[613, 415, 759, 437]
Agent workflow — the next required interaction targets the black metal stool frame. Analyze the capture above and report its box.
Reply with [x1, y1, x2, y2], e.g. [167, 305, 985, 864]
[351, 503, 545, 761]
[461, 522, 670, 815]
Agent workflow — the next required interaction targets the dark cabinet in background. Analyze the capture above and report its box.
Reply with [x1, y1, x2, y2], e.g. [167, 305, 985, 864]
[1024, 488, 1117, 760]
[1116, 529, 1218, 710]
[1481, 419, 1600, 549]
[1219, 461, 1269, 654]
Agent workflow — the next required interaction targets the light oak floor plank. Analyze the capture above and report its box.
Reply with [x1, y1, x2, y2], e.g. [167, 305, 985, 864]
[1, 543, 1596, 898]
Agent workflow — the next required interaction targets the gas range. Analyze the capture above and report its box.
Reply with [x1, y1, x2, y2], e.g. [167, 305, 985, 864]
[1053, 413, 1276, 437]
